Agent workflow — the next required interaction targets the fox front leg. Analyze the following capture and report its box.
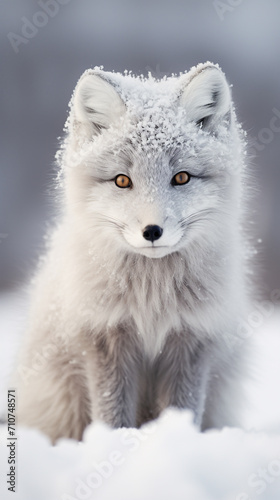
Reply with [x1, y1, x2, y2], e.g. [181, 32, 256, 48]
[154, 333, 211, 428]
[85, 327, 141, 428]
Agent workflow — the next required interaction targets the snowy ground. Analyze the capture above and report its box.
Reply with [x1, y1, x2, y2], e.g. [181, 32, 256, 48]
[1, 290, 280, 500]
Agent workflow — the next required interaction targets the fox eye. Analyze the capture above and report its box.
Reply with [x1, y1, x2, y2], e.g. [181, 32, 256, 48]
[172, 171, 190, 186]
[115, 174, 132, 188]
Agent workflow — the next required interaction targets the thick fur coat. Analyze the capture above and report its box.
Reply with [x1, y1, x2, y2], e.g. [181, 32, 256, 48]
[16, 62, 251, 441]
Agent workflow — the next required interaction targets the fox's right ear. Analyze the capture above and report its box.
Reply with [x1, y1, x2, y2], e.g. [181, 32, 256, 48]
[70, 71, 126, 139]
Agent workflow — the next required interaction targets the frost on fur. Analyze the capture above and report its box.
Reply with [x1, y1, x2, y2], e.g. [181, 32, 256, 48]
[16, 62, 252, 442]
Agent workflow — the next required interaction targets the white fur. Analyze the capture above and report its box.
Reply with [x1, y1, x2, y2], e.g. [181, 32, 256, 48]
[15, 63, 252, 442]
[73, 72, 126, 135]
[179, 65, 231, 122]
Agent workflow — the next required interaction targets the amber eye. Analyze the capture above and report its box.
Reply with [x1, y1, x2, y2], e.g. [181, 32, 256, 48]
[115, 174, 132, 188]
[172, 171, 190, 186]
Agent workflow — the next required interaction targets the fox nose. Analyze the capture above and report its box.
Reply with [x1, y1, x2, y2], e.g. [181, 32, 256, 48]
[142, 225, 163, 242]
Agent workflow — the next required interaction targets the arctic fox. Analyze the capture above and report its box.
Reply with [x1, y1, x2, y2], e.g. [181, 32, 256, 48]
[16, 62, 251, 442]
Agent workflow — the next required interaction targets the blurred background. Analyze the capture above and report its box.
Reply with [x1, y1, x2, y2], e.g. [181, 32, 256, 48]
[0, 0, 279, 295]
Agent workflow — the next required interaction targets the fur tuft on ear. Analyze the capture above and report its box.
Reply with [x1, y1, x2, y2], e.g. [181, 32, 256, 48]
[71, 70, 126, 138]
[179, 64, 232, 131]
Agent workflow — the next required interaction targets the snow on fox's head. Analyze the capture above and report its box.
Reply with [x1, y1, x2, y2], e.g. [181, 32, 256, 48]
[60, 63, 245, 259]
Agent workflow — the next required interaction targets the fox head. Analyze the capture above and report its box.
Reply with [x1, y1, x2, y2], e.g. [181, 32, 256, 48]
[60, 63, 245, 260]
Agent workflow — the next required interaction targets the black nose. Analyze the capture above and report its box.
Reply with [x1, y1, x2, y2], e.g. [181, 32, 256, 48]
[142, 225, 163, 242]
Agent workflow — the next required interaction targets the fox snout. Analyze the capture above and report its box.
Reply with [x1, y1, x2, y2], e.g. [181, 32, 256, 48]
[142, 225, 163, 242]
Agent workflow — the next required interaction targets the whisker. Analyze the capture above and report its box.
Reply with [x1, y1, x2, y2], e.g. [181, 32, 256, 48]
[92, 213, 128, 231]
[179, 208, 220, 229]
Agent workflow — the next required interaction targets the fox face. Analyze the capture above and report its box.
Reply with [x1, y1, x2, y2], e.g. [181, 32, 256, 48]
[61, 63, 243, 259]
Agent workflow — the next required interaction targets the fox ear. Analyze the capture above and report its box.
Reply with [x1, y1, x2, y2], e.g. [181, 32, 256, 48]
[179, 65, 232, 131]
[71, 71, 126, 138]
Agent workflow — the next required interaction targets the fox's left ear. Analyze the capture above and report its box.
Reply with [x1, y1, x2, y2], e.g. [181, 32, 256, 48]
[179, 64, 232, 131]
